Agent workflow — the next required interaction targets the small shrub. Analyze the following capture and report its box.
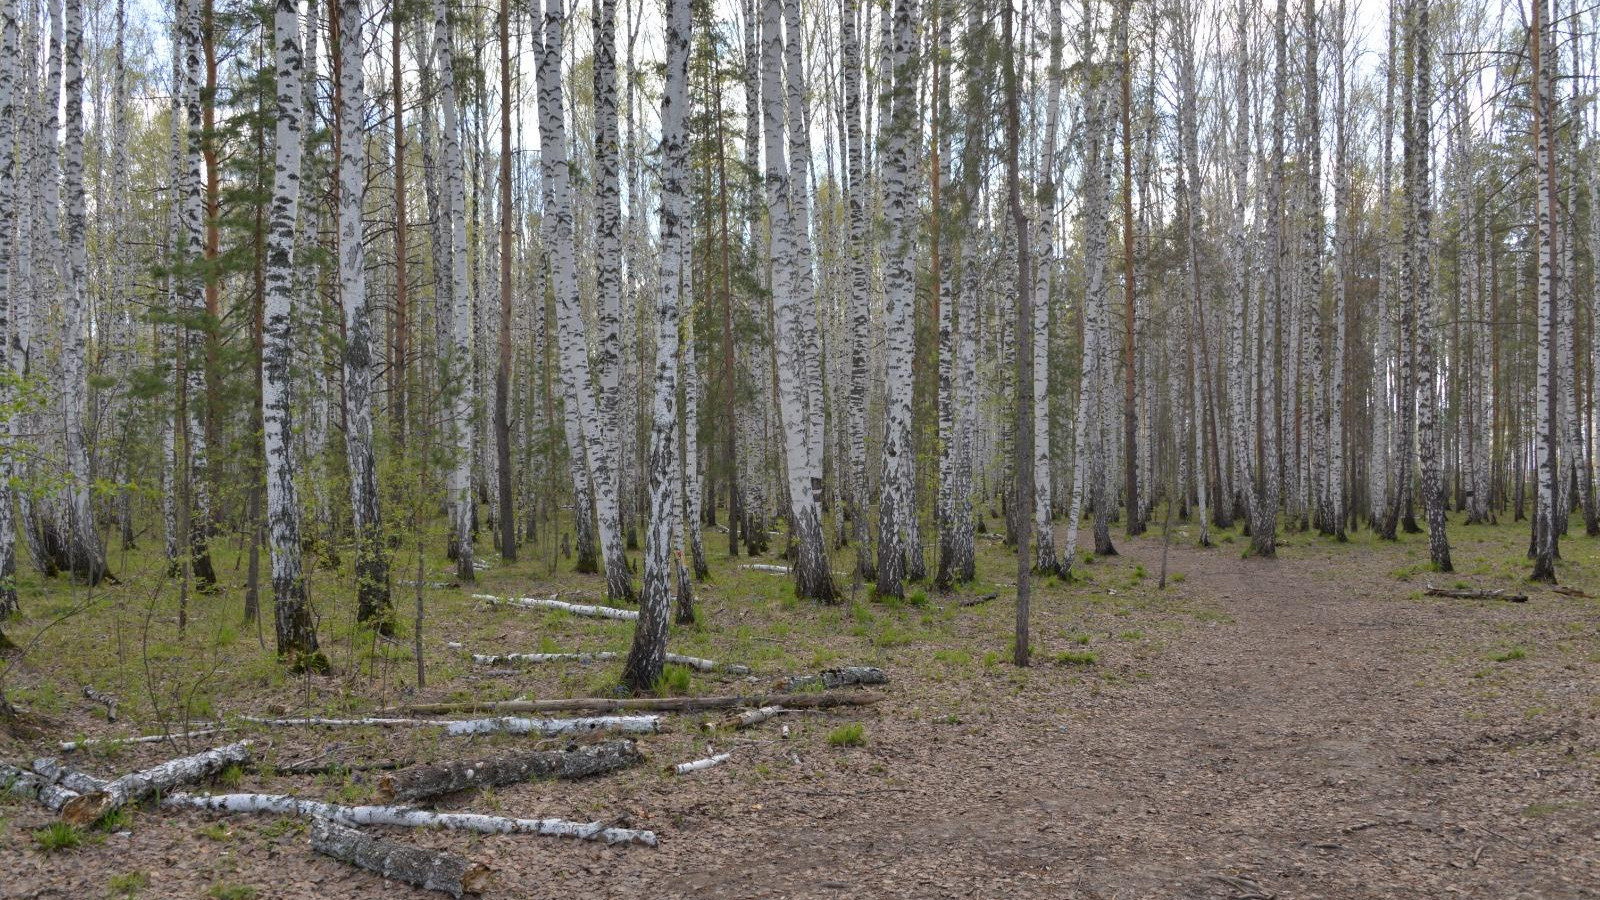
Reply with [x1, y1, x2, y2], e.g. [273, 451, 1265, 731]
[34, 822, 82, 853]
[1490, 647, 1527, 662]
[827, 723, 866, 747]
[1131, 564, 1147, 580]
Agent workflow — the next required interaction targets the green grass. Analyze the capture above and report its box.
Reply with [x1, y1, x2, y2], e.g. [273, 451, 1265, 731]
[652, 664, 693, 695]
[1053, 650, 1099, 667]
[827, 723, 866, 747]
[206, 883, 259, 900]
[107, 871, 150, 899]
[1490, 647, 1528, 662]
[33, 822, 82, 853]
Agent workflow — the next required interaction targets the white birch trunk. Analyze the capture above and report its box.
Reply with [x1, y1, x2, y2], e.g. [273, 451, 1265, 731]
[340, 0, 389, 631]
[265, 0, 321, 666]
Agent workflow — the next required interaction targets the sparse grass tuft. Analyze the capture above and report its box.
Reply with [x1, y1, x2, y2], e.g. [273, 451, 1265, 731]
[206, 883, 259, 900]
[1490, 647, 1528, 662]
[1053, 650, 1099, 667]
[827, 723, 866, 747]
[108, 871, 150, 899]
[33, 822, 82, 853]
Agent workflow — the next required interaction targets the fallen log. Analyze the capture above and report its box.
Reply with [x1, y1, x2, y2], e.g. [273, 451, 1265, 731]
[1424, 587, 1529, 603]
[1, 762, 80, 811]
[706, 706, 788, 732]
[59, 727, 234, 753]
[311, 816, 492, 898]
[61, 741, 253, 826]
[384, 690, 887, 717]
[277, 757, 414, 777]
[471, 651, 619, 666]
[776, 666, 888, 692]
[377, 739, 642, 804]
[470, 650, 749, 676]
[474, 594, 638, 622]
[957, 592, 1000, 608]
[31, 758, 109, 793]
[82, 686, 119, 722]
[162, 792, 657, 845]
[443, 715, 660, 737]
[741, 564, 789, 574]
[671, 752, 731, 775]
[238, 714, 658, 738]
[1552, 586, 1593, 599]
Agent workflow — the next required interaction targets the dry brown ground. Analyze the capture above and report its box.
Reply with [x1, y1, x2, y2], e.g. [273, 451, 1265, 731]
[3, 521, 1598, 899]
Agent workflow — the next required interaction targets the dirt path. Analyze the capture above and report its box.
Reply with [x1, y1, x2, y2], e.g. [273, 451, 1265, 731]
[640, 538, 1599, 899]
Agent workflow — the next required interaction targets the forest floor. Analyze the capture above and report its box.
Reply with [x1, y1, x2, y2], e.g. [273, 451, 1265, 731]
[1, 512, 1598, 899]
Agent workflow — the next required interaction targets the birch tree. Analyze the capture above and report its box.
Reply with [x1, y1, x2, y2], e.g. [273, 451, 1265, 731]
[265, 0, 323, 668]
[623, 0, 690, 693]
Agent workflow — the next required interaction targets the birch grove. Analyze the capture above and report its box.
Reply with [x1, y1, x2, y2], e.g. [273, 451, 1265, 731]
[0, 0, 1595, 704]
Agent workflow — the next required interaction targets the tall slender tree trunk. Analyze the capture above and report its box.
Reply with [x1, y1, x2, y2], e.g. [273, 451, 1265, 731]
[495, 0, 517, 562]
[623, 0, 690, 693]
[536, 0, 633, 602]
[340, 0, 391, 628]
[265, 0, 324, 670]
[1002, 0, 1032, 665]
[0, 0, 19, 615]
[177, 0, 217, 588]
[1530, 0, 1558, 581]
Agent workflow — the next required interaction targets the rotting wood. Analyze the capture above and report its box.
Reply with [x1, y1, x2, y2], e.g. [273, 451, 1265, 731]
[377, 739, 642, 804]
[474, 593, 638, 621]
[161, 791, 657, 845]
[1552, 586, 1592, 599]
[81, 686, 119, 721]
[2, 762, 80, 811]
[1423, 587, 1529, 602]
[703, 706, 788, 732]
[61, 740, 253, 825]
[672, 752, 731, 774]
[31, 757, 109, 793]
[776, 666, 887, 692]
[957, 592, 999, 607]
[310, 816, 492, 898]
[382, 690, 887, 717]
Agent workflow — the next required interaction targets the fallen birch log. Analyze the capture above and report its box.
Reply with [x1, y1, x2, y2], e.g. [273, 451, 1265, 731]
[470, 650, 749, 676]
[703, 706, 788, 732]
[776, 666, 888, 692]
[958, 592, 1000, 608]
[471, 651, 619, 666]
[1424, 587, 1529, 603]
[741, 564, 789, 574]
[61, 741, 253, 826]
[1, 762, 80, 811]
[474, 594, 638, 621]
[311, 816, 492, 898]
[163, 792, 657, 846]
[385, 691, 887, 717]
[443, 715, 659, 737]
[238, 714, 658, 737]
[59, 727, 234, 753]
[241, 716, 431, 728]
[32, 758, 109, 793]
[377, 740, 642, 804]
[82, 686, 119, 722]
[671, 752, 732, 775]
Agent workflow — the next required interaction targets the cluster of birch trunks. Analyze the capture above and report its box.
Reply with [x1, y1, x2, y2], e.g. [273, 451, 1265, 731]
[0, 0, 1593, 681]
